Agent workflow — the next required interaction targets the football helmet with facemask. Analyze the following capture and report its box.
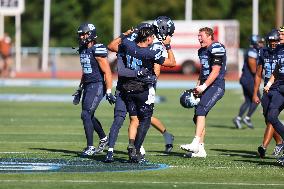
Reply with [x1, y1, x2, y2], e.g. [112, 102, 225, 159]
[265, 29, 280, 50]
[152, 16, 175, 41]
[249, 34, 264, 49]
[77, 23, 97, 47]
[180, 89, 200, 108]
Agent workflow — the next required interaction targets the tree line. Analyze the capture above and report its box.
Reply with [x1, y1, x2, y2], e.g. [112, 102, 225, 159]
[3, 0, 278, 48]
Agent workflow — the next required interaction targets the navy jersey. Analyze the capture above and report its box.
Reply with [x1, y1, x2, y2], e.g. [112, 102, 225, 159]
[198, 42, 226, 88]
[258, 47, 278, 86]
[79, 44, 108, 83]
[276, 44, 284, 81]
[116, 36, 165, 91]
[241, 47, 259, 82]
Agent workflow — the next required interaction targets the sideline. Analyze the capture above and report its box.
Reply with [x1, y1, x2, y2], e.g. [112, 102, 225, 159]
[0, 79, 241, 89]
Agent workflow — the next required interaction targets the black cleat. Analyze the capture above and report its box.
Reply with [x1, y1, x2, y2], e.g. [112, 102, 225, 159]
[165, 144, 173, 153]
[257, 145, 266, 158]
[104, 151, 114, 163]
[127, 144, 138, 163]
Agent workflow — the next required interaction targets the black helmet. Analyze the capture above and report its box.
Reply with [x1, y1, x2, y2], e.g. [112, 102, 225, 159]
[152, 16, 175, 41]
[180, 89, 200, 109]
[77, 23, 97, 47]
[265, 29, 280, 49]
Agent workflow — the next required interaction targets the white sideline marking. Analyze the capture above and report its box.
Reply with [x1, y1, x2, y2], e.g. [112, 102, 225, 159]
[0, 179, 283, 186]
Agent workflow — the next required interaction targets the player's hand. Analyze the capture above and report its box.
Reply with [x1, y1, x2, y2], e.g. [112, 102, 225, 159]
[72, 87, 83, 105]
[106, 93, 116, 105]
[162, 36, 171, 46]
[252, 95, 260, 104]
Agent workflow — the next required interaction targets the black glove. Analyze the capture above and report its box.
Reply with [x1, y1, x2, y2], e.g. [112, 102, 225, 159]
[106, 93, 116, 105]
[136, 68, 150, 77]
[72, 87, 83, 105]
[138, 75, 157, 85]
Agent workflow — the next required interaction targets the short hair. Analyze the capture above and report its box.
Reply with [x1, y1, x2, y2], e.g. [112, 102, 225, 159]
[135, 27, 155, 43]
[199, 27, 214, 40]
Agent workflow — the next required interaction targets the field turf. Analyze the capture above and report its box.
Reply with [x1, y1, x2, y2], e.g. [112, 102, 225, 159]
[0, 86, 284, 189]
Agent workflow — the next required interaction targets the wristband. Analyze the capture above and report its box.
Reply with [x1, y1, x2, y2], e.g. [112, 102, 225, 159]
[266, 81, 272, 88]
[199, 83, 207, 92]
[106, 89, 112, 94]
[164, 44, 171, 50]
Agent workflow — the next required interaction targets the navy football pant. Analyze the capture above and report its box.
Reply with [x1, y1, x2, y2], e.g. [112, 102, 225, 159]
[125, 89, 154, 151]
[108, 90, 127, 148]
[81, 82, 106, 146]
[267, 90, 284, 140]
[195, 85, 224, 117]
[238, 81, 260, 117]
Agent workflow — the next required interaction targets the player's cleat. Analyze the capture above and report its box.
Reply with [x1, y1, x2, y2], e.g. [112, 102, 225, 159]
[242, 117, 254, 129]
[276, 154, 284, 166]
[80, 146, 96, 157]
[257, 145, 266, 158]
[164, 133, 174, 153]
[127, 144, 137, 163]
[104, 151, 114, 163]
[273, 143, 284, 156]
[233, 117, 242, 129]
[137, 153, 149, 164]
[165, 144, 173, 153]
[180, 142, 199, 153]
[183, 144, 207, 158]
[96, 137, 109, 153]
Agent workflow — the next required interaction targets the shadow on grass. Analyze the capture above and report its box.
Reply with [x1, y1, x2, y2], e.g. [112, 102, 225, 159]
[211, 148, 275, 159]
[29, 147, 129, 163]
[234, 159, 281, 166]
[148, 150, 187, 157]
[209, 124, 236, 129]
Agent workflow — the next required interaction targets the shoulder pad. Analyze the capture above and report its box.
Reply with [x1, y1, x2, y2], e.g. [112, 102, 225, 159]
[209, 42, 226, 56]
[93, 44, 108, 57]
[247, 47, 258, 58]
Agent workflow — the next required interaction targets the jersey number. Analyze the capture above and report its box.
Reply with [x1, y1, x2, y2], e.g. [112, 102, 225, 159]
[126, 55, 142, 70]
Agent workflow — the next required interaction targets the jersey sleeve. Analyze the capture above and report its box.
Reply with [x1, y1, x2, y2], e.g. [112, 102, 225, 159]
[257, 48, 264, 66]
[209, 42, 226, 66]
[247, 48, 258, 59]
[93, 44, 108, 57]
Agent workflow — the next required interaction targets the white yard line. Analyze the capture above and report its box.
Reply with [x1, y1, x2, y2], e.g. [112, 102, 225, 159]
[0, 179, 283, 186]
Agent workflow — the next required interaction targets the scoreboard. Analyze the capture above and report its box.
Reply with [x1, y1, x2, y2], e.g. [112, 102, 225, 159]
[0, 0, 25, 15]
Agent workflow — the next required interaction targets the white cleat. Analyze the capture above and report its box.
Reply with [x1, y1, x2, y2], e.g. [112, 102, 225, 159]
[184, 144, 207, 158]
[180, 142, 199, 153]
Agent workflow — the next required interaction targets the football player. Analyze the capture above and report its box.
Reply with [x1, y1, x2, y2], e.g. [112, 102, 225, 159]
[264, 26, 284, 165]
[233, 35, 264, 129]
[73, 23, 116, 157]
[105, 18, 175, 163]
[180, 27, 226, 158]
[252, 29, 283, 158]
[106, 23, 176, 163]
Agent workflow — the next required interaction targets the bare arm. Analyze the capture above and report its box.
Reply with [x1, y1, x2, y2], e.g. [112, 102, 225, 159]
[107, 29, 133, 53]
[96, 57, 113, 92]
[248, 57, 257, 74]
[154, 63, 161, 77]
[161, 36, 176, 67]
[252, 65, 262, 103]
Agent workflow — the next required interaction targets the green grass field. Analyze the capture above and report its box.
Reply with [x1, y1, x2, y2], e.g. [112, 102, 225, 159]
[0, 86, 284, 189]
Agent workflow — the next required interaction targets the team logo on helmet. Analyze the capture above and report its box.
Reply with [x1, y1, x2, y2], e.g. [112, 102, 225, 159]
[153, 16, 175, 41]
[180, 89, 200, 109]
